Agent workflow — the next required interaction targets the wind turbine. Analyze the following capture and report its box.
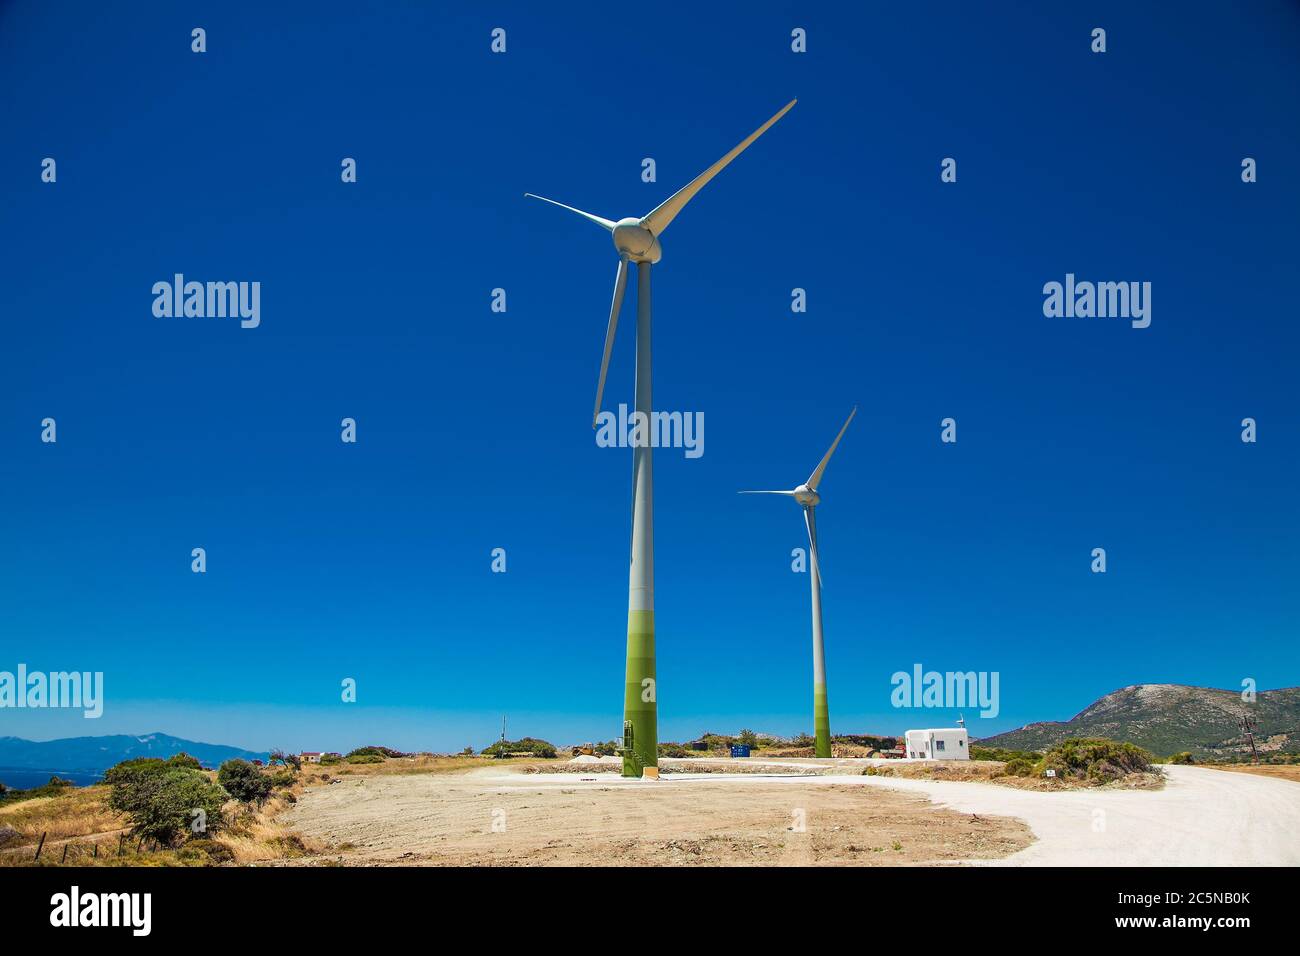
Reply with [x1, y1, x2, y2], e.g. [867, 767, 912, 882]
[526, 99, 796, 778]
[741, 406, 856, 759]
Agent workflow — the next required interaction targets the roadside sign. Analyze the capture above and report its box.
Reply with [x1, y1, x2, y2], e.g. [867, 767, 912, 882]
[730, 745, 751, 758]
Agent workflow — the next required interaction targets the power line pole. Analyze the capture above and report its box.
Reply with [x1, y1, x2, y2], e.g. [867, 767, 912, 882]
[1240, 715, 1259, 764]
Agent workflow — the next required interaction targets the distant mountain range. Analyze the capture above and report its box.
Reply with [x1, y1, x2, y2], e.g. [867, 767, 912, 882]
[979, 684, 1300, 757]
[0, 733, 266, 775]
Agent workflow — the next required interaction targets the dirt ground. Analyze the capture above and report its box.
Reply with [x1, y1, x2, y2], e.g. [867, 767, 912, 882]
[281, 766, 1032, 866]
[1206, 764, 1300, 783]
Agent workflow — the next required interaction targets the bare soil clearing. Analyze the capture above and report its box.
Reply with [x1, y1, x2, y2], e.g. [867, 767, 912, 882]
[282, 766, 1031, 866]
[283, 760, 1300, 867]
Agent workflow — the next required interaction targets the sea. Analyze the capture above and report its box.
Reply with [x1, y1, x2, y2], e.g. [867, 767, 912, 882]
[0, 768, 103, 789]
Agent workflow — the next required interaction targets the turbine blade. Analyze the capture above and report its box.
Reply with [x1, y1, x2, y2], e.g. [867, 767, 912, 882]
[806, 406, 857, 491]
[738, 490, 797, 495]
[524, 193, 616, 232]
[593, 257, 630, 428]
[639, 99, 796, 237]
[804, 506, 823, 588]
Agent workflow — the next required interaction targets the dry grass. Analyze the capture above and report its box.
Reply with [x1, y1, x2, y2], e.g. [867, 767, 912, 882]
[311, 754, 557, 781]
[1205, 764, 1300, 783]
[209, 792, 318, 864]
[866, 760, 1166, 791]
[0, 771, 322, 867]
[0, 785, 123, 845]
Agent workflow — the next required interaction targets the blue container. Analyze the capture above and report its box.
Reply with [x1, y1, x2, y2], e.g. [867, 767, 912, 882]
[730, 745, 751, 758]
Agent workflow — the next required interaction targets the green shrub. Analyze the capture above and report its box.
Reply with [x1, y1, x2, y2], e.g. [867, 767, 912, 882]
[1169, 751, 1195, 765]
[346, 746, 408, 759]
[1002, 758, 1036, 777]
[268, 749, 301, 772]
[166, 752, 203, 770]
[268, 771, 297, 789]
[971, 745, 1041, 763]
[182, 838, 236, 864]
[481, 737, 557, 759]
[319, 753, 341, 765]
[1039, 738, 1154, 783]
[658, 743, 688, 758]
[105, 760, 228, 846]
[217, 759, 274, 804]
[346, 753, 383, 764]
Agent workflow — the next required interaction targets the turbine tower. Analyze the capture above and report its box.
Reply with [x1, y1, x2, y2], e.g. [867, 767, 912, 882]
[527, 100, 796, 778]
[741, 407, 856, 758]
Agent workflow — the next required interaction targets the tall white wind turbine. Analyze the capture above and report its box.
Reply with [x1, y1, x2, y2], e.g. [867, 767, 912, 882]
[741, 406, 856, 758]
[527, 100, 796, 778]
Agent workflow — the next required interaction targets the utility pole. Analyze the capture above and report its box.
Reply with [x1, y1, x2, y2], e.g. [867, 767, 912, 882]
[1240, 715, 1259, 763]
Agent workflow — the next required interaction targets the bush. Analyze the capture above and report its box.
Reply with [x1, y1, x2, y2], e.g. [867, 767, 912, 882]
[346, 753, 383, 764]
[1040, 738, 1154, 783]
[658, 743, 688, 758]
[104, 760, 228, 846]
[1169, 751, 1195, 765]
[971, 745, 1041, 763]
[481, 737, 557, 759]
[346, 746, 408, 759]
[1002, 758, 1036, 777]
[182, 838, 236, 864]
[319, 754, 341, 765]
[268, 749, 301, 772]
[167, 752, 203, 770]
[217, 759, 274, 805]
[268, 771, 297, 789]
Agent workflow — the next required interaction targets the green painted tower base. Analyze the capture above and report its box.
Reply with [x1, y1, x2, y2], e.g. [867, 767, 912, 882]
[813, 684, 831, 758]
[622, 610, 658, 777]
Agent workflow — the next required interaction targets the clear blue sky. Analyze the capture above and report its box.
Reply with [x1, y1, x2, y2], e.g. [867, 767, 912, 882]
[2, 2, 1297, 753]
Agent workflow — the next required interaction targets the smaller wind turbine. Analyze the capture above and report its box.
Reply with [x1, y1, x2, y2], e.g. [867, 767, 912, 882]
[741, 407, 857, 758]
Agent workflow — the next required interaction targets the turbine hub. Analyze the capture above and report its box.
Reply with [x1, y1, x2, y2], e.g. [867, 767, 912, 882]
[793, 484, 820, 507]
[612, 218, 661, 264]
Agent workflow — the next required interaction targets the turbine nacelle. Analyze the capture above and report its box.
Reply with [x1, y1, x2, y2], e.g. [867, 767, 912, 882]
[612, 218, 661, 264]
[525, 99, 797, 426]
[793, 483, 820, 507]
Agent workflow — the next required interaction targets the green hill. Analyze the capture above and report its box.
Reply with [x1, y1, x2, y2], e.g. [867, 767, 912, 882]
[978, 684, 1300, 759]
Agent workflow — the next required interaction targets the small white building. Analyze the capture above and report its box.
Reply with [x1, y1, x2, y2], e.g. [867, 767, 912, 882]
[904, 728, 969, 761]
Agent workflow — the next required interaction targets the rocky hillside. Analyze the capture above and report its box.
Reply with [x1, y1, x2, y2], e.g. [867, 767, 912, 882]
[978, 684, 1300, 758]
